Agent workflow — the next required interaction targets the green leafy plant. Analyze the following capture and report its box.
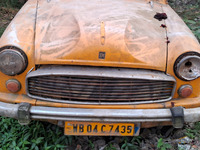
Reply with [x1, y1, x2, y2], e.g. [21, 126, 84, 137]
[185, 122, 200, 139]
[0, 27, 6, 37]
[157, 138, 172, 150]
[121, 137, 141, 150]
[0, 117, 74, 150]
[104, 143, 117, 150]
[88, 140, 95, 150]
[178, 5, 200, 42]
[0, 0, 25, 8]
[131, 136, 141, 146]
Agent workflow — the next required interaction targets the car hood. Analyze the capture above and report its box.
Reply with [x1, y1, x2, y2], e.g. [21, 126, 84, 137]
[35, 0, 167, 71]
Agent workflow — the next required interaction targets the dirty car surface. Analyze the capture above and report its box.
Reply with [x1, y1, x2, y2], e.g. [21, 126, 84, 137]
[0, 0, 199, 136]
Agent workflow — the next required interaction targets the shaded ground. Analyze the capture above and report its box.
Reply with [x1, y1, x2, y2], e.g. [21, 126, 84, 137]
[0, 2, 200, 150]
[0, 6, 18, 36]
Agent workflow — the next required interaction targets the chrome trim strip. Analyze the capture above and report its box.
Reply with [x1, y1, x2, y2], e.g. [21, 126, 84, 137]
[0, 101, 18, 118]
[26, 67, 34, 75]
[30, 106, 172, 122]
[27, 66, 176, 81]
[31, 116, 171, 122]
[30, 106, 171, 118]
[29, 106, 200, 123]
[0, 101, 200, 123]
[26, 66, 176, 105]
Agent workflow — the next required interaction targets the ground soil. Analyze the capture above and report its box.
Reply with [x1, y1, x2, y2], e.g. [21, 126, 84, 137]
[0, 7, 18, 30]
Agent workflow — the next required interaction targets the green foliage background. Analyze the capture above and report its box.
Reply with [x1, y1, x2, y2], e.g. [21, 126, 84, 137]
[0, 118, 73, 150]
[0, 0, 24, 8]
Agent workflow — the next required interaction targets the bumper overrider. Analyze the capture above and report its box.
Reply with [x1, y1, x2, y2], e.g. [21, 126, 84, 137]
[1, 101, 200, 128]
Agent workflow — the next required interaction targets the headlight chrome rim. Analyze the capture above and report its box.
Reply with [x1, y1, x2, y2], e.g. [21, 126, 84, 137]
[174, 52, 200, 81]
[0, 46, 28, 76]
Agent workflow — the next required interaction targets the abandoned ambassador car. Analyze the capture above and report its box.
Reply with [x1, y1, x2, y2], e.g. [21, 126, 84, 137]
[0, 0, 199, 136]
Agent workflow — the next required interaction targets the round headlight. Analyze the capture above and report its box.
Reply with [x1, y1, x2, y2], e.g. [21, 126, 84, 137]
[0, 47, 28, 76]
[174, 52, 200, 81]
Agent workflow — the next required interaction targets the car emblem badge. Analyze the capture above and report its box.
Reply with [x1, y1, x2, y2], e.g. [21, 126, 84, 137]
[99, 52, 106, 59]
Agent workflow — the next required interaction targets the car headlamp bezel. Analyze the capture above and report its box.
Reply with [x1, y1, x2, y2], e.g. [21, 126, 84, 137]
[174, 52, 200, 81]
[0, 46, 28, 76]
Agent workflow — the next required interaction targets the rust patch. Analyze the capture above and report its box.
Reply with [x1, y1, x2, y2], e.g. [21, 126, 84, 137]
[166, 40, 170, 44]
[171, 102, 175, 107]
[160, 24, 167, 28]
[154, 13, 168, 21]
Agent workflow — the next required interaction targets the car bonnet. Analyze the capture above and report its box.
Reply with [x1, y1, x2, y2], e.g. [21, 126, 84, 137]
[35, 0, 168, 71]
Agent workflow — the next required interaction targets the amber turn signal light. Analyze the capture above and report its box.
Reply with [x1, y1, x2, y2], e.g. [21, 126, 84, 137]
[6, 79, 21, 93]
[178, 85, 193, 98]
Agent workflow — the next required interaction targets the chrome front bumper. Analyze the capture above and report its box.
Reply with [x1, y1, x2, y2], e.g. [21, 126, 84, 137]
[0, 101, 200, 125]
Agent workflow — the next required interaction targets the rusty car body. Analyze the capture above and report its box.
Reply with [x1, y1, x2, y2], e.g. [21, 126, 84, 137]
[0, 0, 199, 136]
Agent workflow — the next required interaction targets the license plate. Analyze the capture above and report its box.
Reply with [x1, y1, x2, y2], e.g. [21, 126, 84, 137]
[65, 122, 139, 136]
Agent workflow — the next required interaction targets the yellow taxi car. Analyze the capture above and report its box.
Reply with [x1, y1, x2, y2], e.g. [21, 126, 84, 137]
[0, 0, 199, 136]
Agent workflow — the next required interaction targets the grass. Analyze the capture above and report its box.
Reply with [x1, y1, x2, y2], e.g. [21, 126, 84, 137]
[0, 117, 73, 150]
[0, 116, 142, 150]
[157, 138, 172, 150]
[120, 137, 141, 150]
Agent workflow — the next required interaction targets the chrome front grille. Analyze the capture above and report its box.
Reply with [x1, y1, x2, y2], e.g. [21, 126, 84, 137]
[26, 66, 176, 105]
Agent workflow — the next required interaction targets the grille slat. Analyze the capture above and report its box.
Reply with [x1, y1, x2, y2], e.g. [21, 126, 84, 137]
[29, 78, 174, 86]
[29, 85, 172, 95]
[29, 76, 173, 83]
[27, 72, 175, 104]
[29, 84, 173, 93]
[29, 81, 173, 90]
[29, 88, 172, 98]
[29, 90, 171, 101]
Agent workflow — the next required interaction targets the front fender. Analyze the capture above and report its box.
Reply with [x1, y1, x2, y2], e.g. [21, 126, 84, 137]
[0, 0, 38, 94]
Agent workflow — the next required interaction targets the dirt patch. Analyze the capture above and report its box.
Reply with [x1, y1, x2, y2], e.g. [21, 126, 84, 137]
[0, 7, 19, 35]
